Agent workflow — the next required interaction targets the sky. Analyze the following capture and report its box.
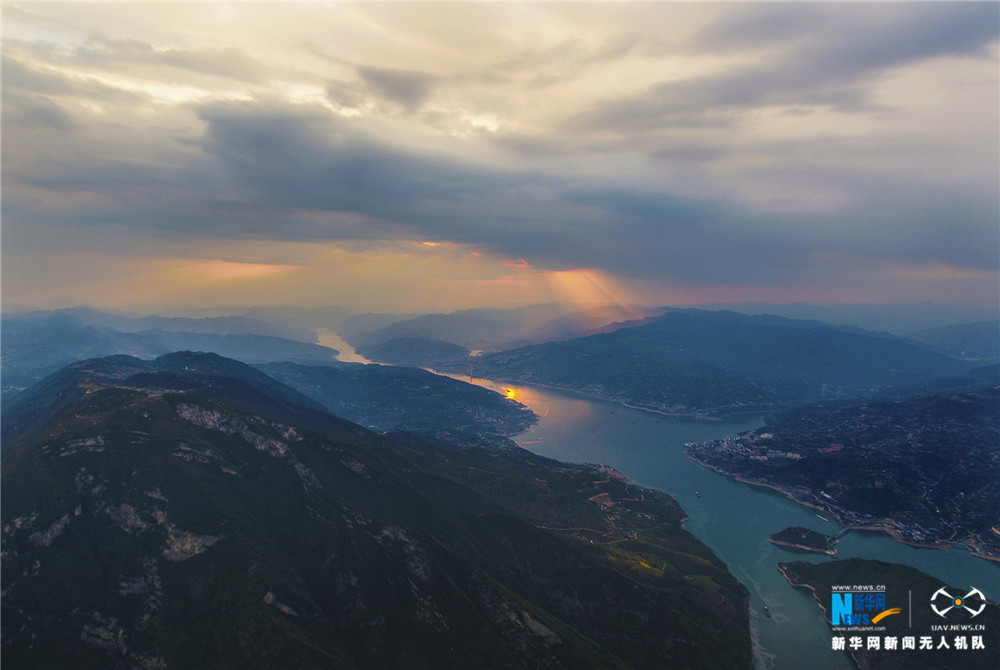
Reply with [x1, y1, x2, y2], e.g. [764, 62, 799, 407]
[2, 1, 998, 314]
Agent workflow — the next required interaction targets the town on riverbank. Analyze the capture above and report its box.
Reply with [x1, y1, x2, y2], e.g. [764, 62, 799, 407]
[685, 386, 1000, 563]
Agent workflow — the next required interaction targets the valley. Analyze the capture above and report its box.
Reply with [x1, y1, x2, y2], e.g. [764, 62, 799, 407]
[2, 304, 997, 670]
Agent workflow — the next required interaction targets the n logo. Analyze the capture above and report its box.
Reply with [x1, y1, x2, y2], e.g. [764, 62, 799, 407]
[831, 593, 852, 626]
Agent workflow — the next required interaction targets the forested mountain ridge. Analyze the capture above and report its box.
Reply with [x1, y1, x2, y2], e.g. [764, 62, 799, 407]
[447, 310, 972, 418]
[2, 352, 751, 669]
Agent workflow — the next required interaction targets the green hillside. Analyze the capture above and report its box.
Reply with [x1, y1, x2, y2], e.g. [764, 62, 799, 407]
[2, 353, 750, 669]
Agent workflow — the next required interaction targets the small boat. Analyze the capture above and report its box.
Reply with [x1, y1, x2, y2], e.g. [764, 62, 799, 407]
[763, 605, 771, 618]
[695, 491, 701, 498]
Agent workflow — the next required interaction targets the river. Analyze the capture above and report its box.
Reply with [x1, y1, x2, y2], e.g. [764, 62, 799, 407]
[316, 329, 376, 364]
[444, 376, 998, 670]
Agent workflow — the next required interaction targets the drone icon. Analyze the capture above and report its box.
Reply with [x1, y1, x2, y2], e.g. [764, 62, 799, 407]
[930, 587, 987, 618]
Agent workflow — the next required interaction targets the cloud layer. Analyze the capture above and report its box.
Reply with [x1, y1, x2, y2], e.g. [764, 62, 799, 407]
[2, 2, 997, 311]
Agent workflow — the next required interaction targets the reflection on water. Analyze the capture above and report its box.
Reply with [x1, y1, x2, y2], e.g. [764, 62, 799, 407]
[316, 329, 376, 364]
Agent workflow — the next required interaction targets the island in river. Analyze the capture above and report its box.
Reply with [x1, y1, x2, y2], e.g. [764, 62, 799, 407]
[686, 385, 1000, 562]
[769, 526, 838, 557]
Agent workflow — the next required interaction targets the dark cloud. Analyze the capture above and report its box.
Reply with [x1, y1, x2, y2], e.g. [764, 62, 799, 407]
[187, 102, 829, 282]
[308, 43, 437, 111]
[691, 3, 998, 62]
[688, 4, 838, 51]
[356, 65, 435, 110]
[567, 69, 854, 134]
[506, 34, 641, 89]
[648, 143, 726, 165]
[71, 34, 268, 82]
[2, 91, 74, 132]
[325, 80, 369, 111]
[569, 3, 999, 133]
[840, 186, 999, 270]
[490, 132, 613, 158]
[195, 101, 507, 214]
[8, 96, 989, 288]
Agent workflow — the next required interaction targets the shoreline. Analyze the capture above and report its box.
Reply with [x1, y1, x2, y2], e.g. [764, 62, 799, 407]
[777, 565, 863, 670]
[444, 371, 770, 423]
[777, 561, 860, 669]
[687, 453, 1000, 564]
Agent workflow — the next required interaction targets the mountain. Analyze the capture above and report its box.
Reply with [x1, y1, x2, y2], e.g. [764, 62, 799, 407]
[340, 303, 665, 367]
[354, 336, 471, 367]
[685, 301, 1000, 334]
[235, 305, 358, 331]
[1, 352, 364, 453]
[339, 303, 575, 354]
[3, 306, 316, 342]
[446, 309, 973, 418]
[904, 320, 1000, 364]
[1, 310, 340, 399]
[2, 353, 752, 669]
[256, 360, 535, 436]
[518, 304, 665, 346]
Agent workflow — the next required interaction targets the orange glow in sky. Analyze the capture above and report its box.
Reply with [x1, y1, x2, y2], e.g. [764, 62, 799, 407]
[542, 269, 645, 314]
[175, 260, 302, 283]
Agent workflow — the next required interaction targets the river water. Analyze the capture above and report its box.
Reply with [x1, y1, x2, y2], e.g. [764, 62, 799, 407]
[316, 329, 376, 364]
[447, 377, 998, 670]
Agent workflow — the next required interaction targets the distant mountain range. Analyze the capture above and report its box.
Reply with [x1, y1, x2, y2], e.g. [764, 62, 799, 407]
[1, 309, 340, 399]
[355, 336, 472, 367]
[339, 303, 662, 366]
[2, 352, 751, 669]
[5, 305, 982, 422]
[337, 303, 571, 353]
[682, 301, 1000, 334]
[443, 309, 974, 418]
[4, 305, 317, 341]
[904, 320, 999, 364]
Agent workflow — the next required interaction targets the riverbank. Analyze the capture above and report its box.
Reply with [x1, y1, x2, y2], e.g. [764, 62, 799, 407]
[440, 371, 769, 422]
[686, 452, 1000, 563]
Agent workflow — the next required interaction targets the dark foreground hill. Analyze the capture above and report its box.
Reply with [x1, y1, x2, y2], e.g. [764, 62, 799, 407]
[1, 353, 750, 669]
[448, 310, 972, 418]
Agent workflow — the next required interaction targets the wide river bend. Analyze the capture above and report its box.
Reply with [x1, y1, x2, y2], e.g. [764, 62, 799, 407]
[457, 377, 998, 670]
